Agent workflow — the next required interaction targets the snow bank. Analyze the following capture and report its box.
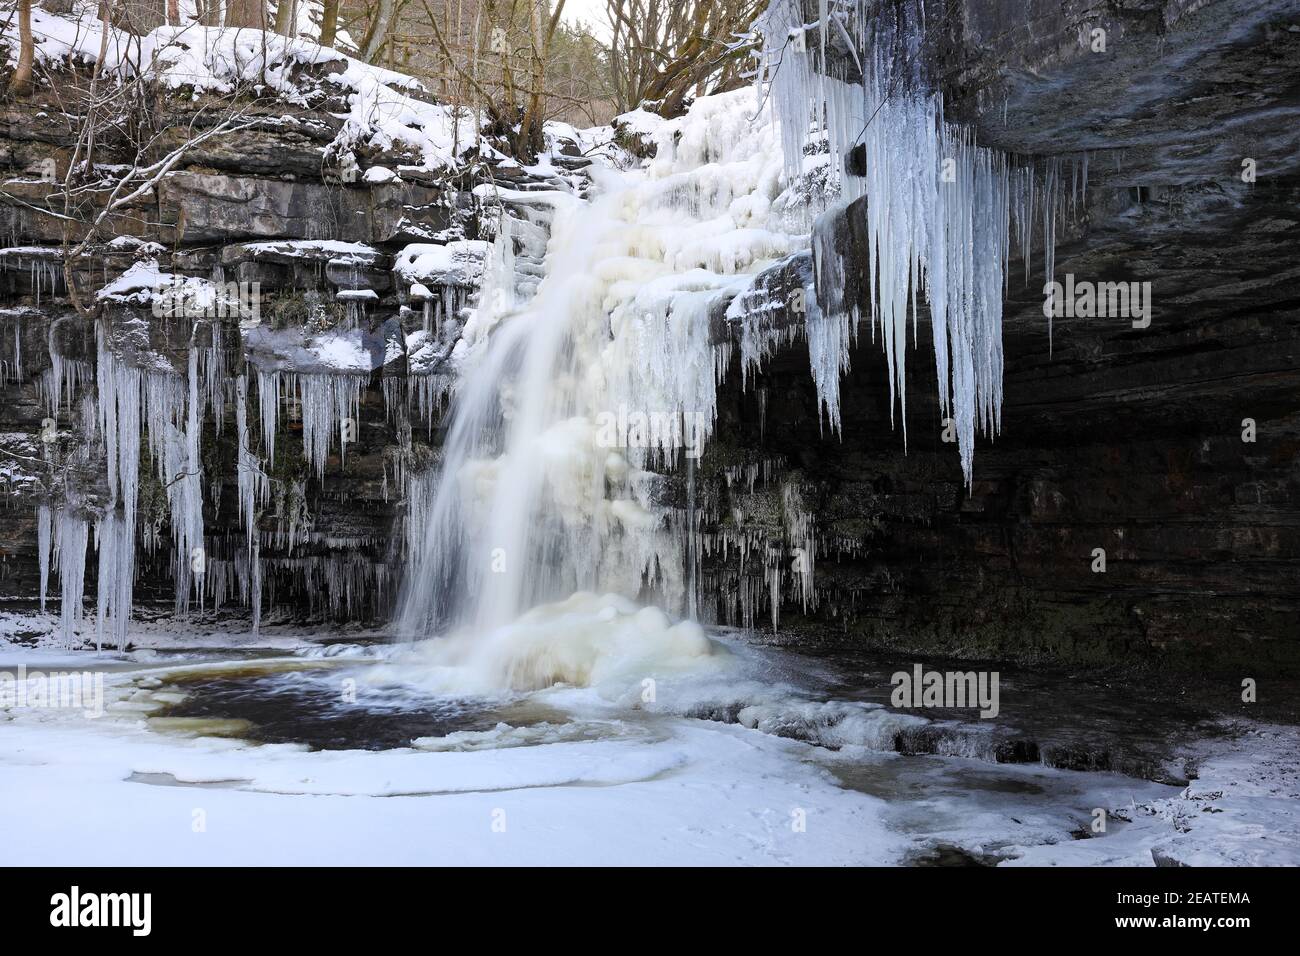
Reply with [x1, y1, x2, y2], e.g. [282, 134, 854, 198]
[1, 7, 479, 171]
[393, 241, 491, 287]
[0, 659, 905, 865]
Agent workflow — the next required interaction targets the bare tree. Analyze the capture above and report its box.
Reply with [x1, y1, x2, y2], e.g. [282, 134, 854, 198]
[0, 8, 268, 315]
[361, 0, 402, 62]
[10, 0, 35, 97]
[414, 0, 569, 159]
[225, 0, 266, 28]
[320, 0, 340, 46]
[272, 0, 297, 35]
[605, 0, 762, 116]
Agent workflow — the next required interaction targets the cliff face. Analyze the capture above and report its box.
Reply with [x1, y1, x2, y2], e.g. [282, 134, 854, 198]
[0, 40, 577, 627]
[694, 0, 1300, 671]
[2, 2, 1297, 674]
[706, 176, 1300, 672]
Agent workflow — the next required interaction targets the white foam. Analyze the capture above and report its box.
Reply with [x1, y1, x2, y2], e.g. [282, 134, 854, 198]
[378, 592, 718, 695]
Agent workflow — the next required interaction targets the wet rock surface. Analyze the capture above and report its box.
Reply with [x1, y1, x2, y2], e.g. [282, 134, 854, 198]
[1, 1, 1297, 684]
[696, 0, 1300, 674]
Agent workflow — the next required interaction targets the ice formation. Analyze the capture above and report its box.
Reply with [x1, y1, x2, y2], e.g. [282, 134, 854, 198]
[755, 0, 1079, 482]
[19, 4, 1079, 652]
[396, 87, 788, 639]
[382, 591, 717, 695]
[395, 0, 1081, 642]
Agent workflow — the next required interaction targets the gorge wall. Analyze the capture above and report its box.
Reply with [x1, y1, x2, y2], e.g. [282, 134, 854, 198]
[698, 0, 1300, 672]
[1, 1, 1296, 676]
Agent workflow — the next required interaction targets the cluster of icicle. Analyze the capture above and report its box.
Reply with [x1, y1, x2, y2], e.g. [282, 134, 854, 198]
[35, 314, 387, 647]
[754, 0, 1083, 484]
[38, 323, 216, 649]
[35, 294, 480, 648]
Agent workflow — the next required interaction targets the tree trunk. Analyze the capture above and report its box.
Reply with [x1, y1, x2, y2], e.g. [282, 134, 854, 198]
[319, 0, 339, 46]
[517, 0, 553, 160]
[225, 0, 265, 28]
[272, 0, 295, 36]
[362, 0, 394, 63]
[10, 0, 34, 97]
[96, 2, 112, 64]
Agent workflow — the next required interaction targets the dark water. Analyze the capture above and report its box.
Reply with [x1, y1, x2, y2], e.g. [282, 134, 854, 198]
[162, 670, 513, 750]
[751, 642, 1229, 784]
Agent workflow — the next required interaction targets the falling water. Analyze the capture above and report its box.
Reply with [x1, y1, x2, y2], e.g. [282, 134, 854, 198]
[392, 93, 790, 680]
[391, 0, 1076, 675]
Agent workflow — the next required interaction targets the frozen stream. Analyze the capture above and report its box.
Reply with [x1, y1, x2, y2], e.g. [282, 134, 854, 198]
[5, 623, 1292, 867]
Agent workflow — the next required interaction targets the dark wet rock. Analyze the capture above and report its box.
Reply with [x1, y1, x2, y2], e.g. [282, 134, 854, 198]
[693, 0, 1300, 675]
[908, 844, 999, 867]
[1151, 846, 1192, 867]
[1, 0, 1297, 675]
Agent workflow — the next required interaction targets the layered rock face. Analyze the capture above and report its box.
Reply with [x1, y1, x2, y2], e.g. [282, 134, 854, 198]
[0, 50, 575, 628]
[697, 0, 1300, 671]
[1, 2, 1297, 675]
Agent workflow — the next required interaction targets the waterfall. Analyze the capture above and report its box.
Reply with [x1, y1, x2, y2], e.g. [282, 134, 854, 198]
[393, 1, 1076, 653]
[396, 91, 785, 641]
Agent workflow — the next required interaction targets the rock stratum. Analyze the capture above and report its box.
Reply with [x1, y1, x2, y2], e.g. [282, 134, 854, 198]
[0, 1, 1296, 676]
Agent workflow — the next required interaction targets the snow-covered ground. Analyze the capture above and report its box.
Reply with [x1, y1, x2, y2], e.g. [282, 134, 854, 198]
[2, 618, 1295, 867]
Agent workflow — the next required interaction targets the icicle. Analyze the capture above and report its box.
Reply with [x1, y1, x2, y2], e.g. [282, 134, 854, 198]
[178, 347, 206, 612]
[235, 374, 269, 556]
[93, 323, 142, 649]
[294, 372, 366, 479]
[257, 368, 280, 466]
[94, 513, 135, 652]
[55, 509, 88, 646]
[1043, 156, 1059, 352]
[754, 0, 1057, 485]
[37, 504, 51, 613]
[204, 318, 227, 435]
[139, 352, 205, 615]
[250, 541, 263, 635]
[686, 453, 698, 621]
[9, 319, 21, 383]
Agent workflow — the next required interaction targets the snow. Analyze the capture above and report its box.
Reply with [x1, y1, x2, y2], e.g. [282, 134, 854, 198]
[97, 259, 245, 325]
[244, 324, 377, 375]
[95, 260, 166, 304]
[2, 622, 1295, 866]
[613, 107, 668, 138]
[335, 288, 378, 302]
[393, 241, 491, 286]
[0, 705, 903, 865]
[2, 8, 481, 174]
[240, 239, 380, 264]
[1003, 722, 1300, 867]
